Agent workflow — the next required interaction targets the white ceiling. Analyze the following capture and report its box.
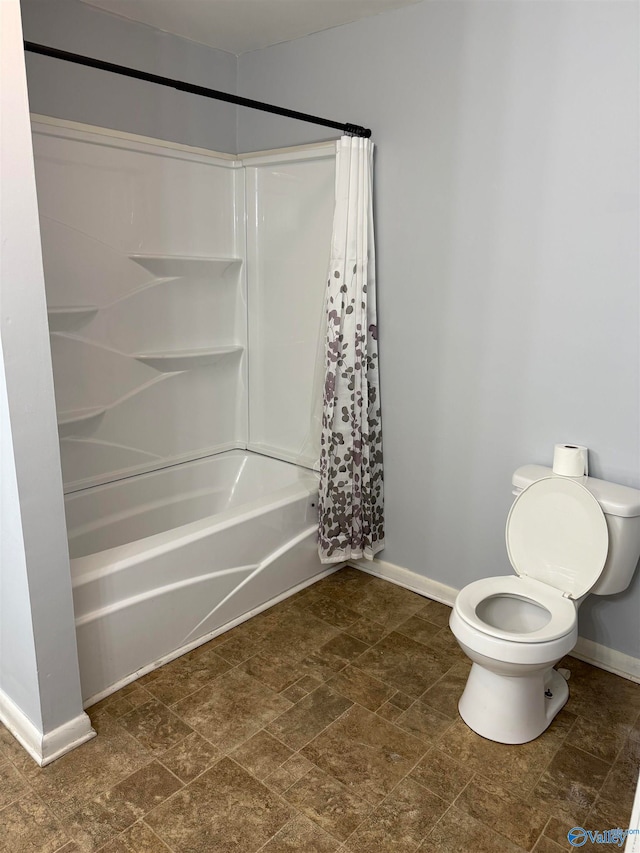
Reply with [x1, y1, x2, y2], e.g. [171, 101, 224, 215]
[78, 0, 423, 55]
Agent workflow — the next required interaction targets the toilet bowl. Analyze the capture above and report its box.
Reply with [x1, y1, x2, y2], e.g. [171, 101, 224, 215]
[449, 468, 640, 745]
[450, 577, 578, 743]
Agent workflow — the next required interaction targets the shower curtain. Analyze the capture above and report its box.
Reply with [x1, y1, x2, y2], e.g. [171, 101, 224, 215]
[318, 136, 385, 564]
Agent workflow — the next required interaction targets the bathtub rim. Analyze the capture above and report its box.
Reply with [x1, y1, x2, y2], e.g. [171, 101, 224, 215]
[71, 477, 318, 583]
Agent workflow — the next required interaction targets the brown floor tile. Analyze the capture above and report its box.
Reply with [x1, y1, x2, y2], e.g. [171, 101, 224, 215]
[351, 577, 426, 628]
[249, 598, 304, 634]
[283, 765, 371, 841]
[376, 701, 403, 722]
[562, 656, 640, 727]
[344, 777, 447, 852]
[388, 692, 414, 711]
[0, 725, 18, 762]
[296, 595, 362, 630]
[327, 665, 395, 711]
[532, 743, 611, 821]
[340, 830, 417, 853]
[417, 599, 452, 627]
[260, 813, 340, 852]
[420, 806, 527, 852]
[297, 675, 324, 693]
[430, 625, 469, 660]
[565, 713, 632, 764]
[286, 583, 324, 605]
[586, 795, 633, 834]
[103, 760, 182, 818]
[98, 821, 172, 852]
[5, 573, 639, 853]
[356, 632, 455, 698]
[62, 794, 136, 852]
[20, 714, 151, 806]
[145, 757, 293, 853]
[339, 837, 416, 853]
[258, 610, 339, 662]
[207, 610, 283, 665]
[456, 777, 549, 850]
[230, 730, 292, 780]
[188, 644, 242, 678]
[281, 683, 309, 703]
[266, 684, 352, 750]
[438, 711, 574, 794]
[89, 684, 155, 721]
[420, 661, 471, 718]
[213, 633, 258, 665]
[543, 811, 587, 848]
[598, 736, 640, 811]
[0, 762, 29, 809]
[143, 648, 232, 706]
[157, 731, 220, 783]
[240, 651, 311, 693]
[410, 745, 473, 802]
[0, 792, 69, 853]
[533, 837, 566, 852]
[300, 633, 369, 682]
[345, 617, 389, 646]
[63, 760, 182, 851]
[172, 668, 291, 752]
[630, 713, 640, 743]
[395, 614, 442, 646]
[310, 567, 373, 610]
[117, 698, 193, 757]
[395, 699, 453, 744]
[264, 754, 316, 794]
[301, 704, 427, 805]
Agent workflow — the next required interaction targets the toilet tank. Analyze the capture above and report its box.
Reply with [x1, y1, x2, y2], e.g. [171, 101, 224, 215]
[512, 465, 640, 596]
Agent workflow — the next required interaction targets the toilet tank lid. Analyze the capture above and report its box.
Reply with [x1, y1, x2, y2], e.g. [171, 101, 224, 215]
[512, 465, 640, 518]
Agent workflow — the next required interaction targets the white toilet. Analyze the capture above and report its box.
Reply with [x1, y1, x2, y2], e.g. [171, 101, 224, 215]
[449, 464, 640, 744]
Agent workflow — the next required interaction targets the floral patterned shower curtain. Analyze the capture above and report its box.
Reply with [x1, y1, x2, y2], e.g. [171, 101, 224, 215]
[318, 136, 385, 563]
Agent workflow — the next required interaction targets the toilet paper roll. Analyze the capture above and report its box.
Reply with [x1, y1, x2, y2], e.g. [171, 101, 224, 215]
[552, 444, 589, 477]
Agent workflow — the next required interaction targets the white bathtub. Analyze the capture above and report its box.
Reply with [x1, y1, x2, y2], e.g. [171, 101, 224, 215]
[66, 451, 326, 704]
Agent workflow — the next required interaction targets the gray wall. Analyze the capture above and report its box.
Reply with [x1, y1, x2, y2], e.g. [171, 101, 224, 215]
[20, 0, 238, 153]
[1, 0, 88, 739]
[238, 1, 640, 657]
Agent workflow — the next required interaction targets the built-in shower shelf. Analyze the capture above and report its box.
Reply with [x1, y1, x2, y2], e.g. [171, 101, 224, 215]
[129, 254, 242, 277]
[132, 346, 243, 372]
[47, 305, 99, 332]
[58, 406, 107, 428]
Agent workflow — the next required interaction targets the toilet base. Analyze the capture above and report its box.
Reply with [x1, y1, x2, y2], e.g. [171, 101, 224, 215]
[458, 663, 569, 744]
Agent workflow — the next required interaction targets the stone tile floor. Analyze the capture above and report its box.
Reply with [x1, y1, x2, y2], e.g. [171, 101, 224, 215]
[1, 567, 639, 852]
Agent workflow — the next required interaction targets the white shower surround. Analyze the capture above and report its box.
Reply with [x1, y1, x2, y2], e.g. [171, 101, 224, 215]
[32, 117, 338, 702]
[32, 117, 336, 490]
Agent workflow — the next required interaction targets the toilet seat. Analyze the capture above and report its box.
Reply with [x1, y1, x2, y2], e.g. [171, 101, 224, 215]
[454, 575, 576, 643]
[454, 476, 609, 645]
[506, 476, 609, 598]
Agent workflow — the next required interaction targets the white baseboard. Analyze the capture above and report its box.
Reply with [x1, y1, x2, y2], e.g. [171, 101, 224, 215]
[350, 557, 458, 605]
[0, 688, 96, 766]
[572, 636, 640, 683]
[349, 558, 640, 683]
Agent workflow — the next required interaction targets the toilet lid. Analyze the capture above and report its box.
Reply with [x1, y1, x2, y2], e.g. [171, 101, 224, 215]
[506, 476, 609, 599]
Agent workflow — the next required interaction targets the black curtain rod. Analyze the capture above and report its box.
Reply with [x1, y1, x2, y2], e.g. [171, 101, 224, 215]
[24, 41, 371, 139]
